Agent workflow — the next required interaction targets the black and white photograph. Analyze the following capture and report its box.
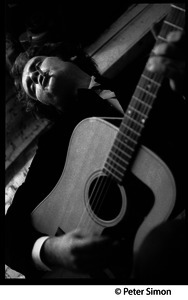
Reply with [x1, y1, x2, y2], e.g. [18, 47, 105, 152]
[4, 1, 187, 297]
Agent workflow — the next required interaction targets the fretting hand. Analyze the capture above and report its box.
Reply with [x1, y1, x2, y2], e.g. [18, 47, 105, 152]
[146, 30, 185, 94]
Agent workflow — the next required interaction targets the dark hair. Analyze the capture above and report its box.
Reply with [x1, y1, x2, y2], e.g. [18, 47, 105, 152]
[11, 42, 109, 121]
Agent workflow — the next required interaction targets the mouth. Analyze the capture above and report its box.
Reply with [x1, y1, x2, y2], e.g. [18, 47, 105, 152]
[46, 75, 56, 92]
[42, 73, 51, 88]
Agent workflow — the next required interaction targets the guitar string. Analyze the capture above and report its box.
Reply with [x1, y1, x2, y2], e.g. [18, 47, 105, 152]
[74, 4, 184, 234]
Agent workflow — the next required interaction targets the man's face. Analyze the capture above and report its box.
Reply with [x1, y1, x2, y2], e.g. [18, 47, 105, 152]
[22, 56, 89, 110]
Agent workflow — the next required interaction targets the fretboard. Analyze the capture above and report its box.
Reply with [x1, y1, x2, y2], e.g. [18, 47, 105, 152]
[103, 3, 185, 183]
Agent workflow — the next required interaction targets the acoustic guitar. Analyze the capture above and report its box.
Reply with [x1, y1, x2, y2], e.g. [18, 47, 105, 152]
[31, 3, 185, 279]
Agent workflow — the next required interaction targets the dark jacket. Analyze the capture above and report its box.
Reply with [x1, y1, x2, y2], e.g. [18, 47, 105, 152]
[5, 88, 124, 279]
[5, 82, 187, 279]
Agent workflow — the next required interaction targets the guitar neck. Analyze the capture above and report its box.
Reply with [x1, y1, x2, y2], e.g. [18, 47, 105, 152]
[103, 3, 185, 183]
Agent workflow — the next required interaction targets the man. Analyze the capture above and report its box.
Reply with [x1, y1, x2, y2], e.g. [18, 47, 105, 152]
[5, 30, 186, 281]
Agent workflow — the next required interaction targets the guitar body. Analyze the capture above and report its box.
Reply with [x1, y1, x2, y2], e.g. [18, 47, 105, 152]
[31, 117, 176, 278]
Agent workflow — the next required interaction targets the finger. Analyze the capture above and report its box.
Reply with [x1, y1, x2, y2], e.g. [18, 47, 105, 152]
[70, 228, 90, 238]
[152, 30, 185, 59]
[152, 43, 182, 59]
[166, 30, 185, 43]
[169, 77, 185, 93]
[72, 235, 117, 255]
[146, 56, 184, 78]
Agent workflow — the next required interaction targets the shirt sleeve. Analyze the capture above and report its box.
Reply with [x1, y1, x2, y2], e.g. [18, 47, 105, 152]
[32, 236, 51, 271]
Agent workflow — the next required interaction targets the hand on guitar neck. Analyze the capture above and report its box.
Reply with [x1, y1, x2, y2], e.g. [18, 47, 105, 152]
[40, 229, 122, 274]
[147, 30, 185, 95]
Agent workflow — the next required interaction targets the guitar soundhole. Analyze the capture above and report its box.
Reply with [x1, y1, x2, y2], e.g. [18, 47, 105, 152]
[88, 176, 122, 221]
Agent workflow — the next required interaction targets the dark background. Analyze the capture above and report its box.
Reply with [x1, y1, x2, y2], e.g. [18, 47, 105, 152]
[5, 0, 132, 48]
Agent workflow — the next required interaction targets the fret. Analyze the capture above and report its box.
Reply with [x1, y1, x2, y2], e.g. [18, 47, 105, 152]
[114, 137, 136, 154]
[109, 151, 130, 167]
[132, 96, 152, 109]
[109, 144, 133, 162]
[119, 131, 139, 147]
[123, 115, 144, 131]
[164, 20, 183, 31]
[130, 98, 150, 116]
[116, 133, 137, 145]
[144, 69, 162, 82]
[112, 141, 134, 153]
[107, 156, 128, 172]
[157, 5, 185, 45]
[125, 113, 146, 127]
[103, 167, 122, 182]
[112, 141, 132, 158]
[158, 35, 167, 42]
[121, 123, 141, 138]
[137, 85, 156, 98]
[104, 162, 124, 178]
[106, 159, 125, 174]
[138, 76, 160, 95]
[141, 74, 161, 87]
[137, 85, 157, 98]
[171, 4, 185, 12]
[129, 105, 149, 119]
[115, 141, 136, 158]
[125, 109, 148, 128]
[159, 23, 183, 43]
[166, 5, 185, 28]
